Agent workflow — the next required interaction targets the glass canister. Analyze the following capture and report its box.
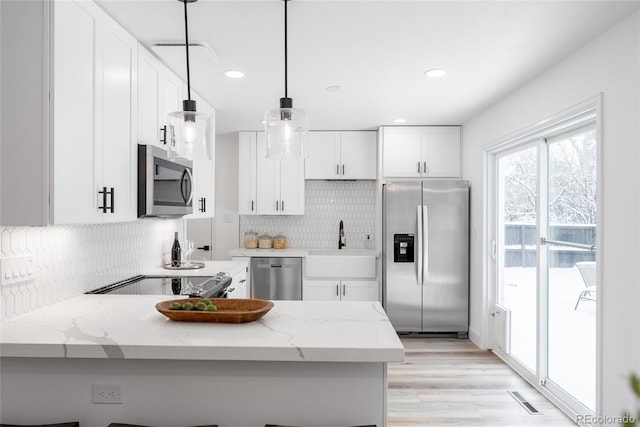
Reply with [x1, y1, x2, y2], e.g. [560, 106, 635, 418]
[244, 230, 258, 249]
[273, 232, 288, 249]
[258, 233, 273, 249]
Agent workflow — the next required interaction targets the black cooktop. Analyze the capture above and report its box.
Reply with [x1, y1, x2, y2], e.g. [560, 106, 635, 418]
[86, 274, 232, 299]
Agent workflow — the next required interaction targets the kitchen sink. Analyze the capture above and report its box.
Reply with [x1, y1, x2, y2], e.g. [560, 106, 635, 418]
[305, 250, 376, 278]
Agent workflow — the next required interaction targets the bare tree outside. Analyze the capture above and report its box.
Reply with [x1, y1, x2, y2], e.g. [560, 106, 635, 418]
[501, 129, 597, 226]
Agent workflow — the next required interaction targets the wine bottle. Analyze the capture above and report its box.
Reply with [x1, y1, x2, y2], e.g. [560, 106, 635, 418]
[171, 232, 181, 267]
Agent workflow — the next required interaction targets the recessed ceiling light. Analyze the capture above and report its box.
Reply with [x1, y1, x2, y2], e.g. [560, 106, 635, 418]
[424, 68, 447, 78]
[225, 70, 245, 79]
[325, 85, 342, 92]
[393, 118, 407, 123]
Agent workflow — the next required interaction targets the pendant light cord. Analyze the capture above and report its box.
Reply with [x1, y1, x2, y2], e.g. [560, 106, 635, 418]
[183, 0, 192, 101]
[284, 0, 288, 99]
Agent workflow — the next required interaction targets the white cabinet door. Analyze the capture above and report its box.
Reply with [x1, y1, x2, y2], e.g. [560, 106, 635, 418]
[305, 131, 376, 180]
[279, 156, 305, 215]
[423, 126, 461, 177]
[137, 46, 162, 147]
[341, 280, 379, 302]
[231, 257, 251, 295]
[382, 126, 461, 178]
[305, 131, 340, 179]
[100, 16, 138, 223]
[256, 132, 280, 215]
[255, 132, 305, 215]
[228, 268, 248, 299]
[238, 132, 258, 215]
[52, 0, 101, 224]
[340, 131, 377, 180]
[187, 94, 215, 218]
[303, 279, 341, 301]
[382, 127, 422, 178]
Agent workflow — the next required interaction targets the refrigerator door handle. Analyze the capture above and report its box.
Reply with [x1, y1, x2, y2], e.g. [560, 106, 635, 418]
[416, 205, 423, 286]
[422, 205, 429, 286]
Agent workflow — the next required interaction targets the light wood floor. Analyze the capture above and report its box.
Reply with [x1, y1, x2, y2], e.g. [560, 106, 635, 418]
[387, 338, 576, 426]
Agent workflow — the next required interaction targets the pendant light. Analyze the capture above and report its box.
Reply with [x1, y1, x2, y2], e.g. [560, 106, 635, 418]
[167, 0, 212, 161]
[264, 0, 308, 159]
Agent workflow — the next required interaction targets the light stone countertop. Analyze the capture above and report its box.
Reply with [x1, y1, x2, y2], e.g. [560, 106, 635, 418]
[229, 248, 379, 257]
[143, 260, 248, 278]
[0, 295, 404, 363]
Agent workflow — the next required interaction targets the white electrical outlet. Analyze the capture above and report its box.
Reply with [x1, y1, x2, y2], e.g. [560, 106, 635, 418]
[0, 255, 35, 287]
[92, 384, 123, 404]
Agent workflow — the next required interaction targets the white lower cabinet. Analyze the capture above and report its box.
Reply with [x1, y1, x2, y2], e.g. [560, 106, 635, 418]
[231, 257, 251, 298]
[228, 267, 248, 299]
[303, 279, 378, 302]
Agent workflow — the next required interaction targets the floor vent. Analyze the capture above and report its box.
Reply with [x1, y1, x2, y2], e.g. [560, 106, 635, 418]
[508, 391, 542, 415]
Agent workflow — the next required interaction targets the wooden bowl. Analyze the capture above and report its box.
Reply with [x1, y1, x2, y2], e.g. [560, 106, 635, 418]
[155, 298, 274, 323]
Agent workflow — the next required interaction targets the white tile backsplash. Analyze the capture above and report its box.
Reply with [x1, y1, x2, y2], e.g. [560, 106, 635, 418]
[240, 181, 376, 249]
[0, 220, 181, 320]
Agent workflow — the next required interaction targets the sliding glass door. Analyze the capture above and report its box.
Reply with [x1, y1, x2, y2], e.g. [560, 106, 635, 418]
[496, 144, 538, 373]
[489, 112, 597, 417]
[544, 124, 597, 411]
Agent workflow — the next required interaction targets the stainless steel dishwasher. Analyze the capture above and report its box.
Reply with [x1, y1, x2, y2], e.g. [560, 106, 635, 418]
[250, 257, 302, 300]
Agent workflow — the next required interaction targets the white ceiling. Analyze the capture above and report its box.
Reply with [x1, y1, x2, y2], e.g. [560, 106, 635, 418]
[95, 0, 640, 136]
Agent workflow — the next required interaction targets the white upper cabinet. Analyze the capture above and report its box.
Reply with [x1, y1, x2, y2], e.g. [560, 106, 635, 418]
[305, 131, 377, 180]
[382, 126, 461, 178]
[238, 132, 258, 215]
[137, 47, 162, 147]
[186, 93, 216, 218]
[99, 15, 139, 223]
[137, 46, 184, 150]
[238, 131, 305, 216]
[256, 133, 305, 215]
[1, 0, 138, 226]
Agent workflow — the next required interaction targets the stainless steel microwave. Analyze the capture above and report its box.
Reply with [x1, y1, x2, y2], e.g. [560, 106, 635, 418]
[138, 144, 193, 218]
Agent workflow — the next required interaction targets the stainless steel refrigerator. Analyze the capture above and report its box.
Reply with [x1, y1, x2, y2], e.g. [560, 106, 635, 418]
[383, 180, 469, 336]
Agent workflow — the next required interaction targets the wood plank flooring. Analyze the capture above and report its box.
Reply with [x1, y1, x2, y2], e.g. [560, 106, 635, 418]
[387, 338, 575, 426]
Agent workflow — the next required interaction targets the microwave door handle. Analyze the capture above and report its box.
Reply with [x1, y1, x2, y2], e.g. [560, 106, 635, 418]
[179, 169, 189, 204]
[184, 167, 194, 206]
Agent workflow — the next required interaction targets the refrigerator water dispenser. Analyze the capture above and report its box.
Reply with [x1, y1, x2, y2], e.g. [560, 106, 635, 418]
[393, 234, 414, 262]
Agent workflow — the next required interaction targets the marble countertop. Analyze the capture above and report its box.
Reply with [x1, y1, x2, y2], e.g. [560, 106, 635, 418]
[229, 248, 379, 258]
[0, 295, 404, 363]
[143, 260, 247, 278]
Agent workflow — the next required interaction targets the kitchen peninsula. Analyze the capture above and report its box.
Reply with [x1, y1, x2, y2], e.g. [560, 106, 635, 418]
[0, 295, 404, 427]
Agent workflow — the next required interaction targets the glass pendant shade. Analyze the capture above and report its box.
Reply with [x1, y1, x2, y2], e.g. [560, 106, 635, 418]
[167, 108, 212, 161]
[264, 98, 308, 159]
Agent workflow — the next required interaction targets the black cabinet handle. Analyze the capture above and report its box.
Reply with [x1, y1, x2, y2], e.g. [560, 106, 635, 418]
[251, 200, 254, 211]
[197, 245, 210, 251]
[109, 187, 114, 213]
[199, 197, 206, 213]
[160, 125, 167, 145]
[99, 187, 108, 213]
[98, 187, 114, 213]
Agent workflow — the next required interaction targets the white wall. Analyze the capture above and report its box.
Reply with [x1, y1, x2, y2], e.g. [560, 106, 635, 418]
[463, 10, 640, 418]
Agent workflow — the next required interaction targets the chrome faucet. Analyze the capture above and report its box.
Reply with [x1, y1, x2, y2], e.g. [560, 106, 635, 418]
[339, 220, 346, 249]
